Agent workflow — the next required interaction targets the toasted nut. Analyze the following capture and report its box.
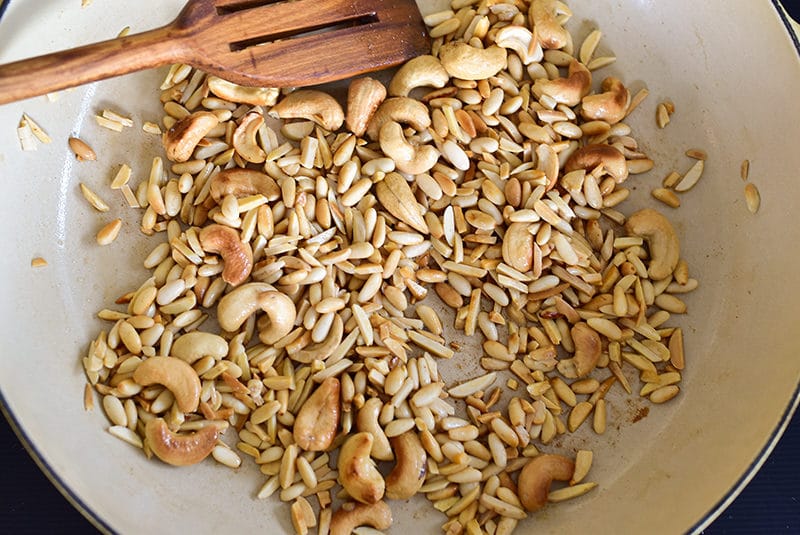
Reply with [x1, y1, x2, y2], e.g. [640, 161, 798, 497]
[518, 454, 575, 512]
[68, 137, 96, 161]
[557, 323, 602, 379]
[388, 55, 449, 97]
[293, 377, 340, 451]
[564, 143, 628, 183]
[133, 356, 201, 413]
[346, 77, 387, 137]
[338, 432, 385, 504]
[269, 90, 344, 131]
[375, 172, 429, 234]
[365, 97, 431, 140]
[170, 331, 228, 363]
[96, 218, 122, 245]
[216, 282, 275, 332]
[232, 112, 266, 163]
[356, 398, 393, 461]
[529, 0, 571, 49]
[379, 120, 439, 175]
[209, 168, 280, 204]
[502, 222, 534, 272]
[439, 42, 507, 80]
[289, 313, 342, 363]
[199, 224, 253, 286]
[385, 432, 427, 500]
[207, 76, 278, 106]
[330, 501, 393, 535]
[256, 291, 297, 345]
[145, 417, 218, 466]
[162, 111, 220, 163]
[580, 77, 630, 125]
[495, 25, 542, 65]
[625, 209, 680, 280]
[532, 59, 591, 106]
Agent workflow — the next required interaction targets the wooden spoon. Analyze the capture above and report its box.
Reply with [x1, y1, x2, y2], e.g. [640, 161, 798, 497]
[0, 0, 429, 105]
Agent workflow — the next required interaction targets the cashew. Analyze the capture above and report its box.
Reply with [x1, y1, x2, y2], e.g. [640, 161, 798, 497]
[338, 432, 385, 504]
[495, 25, 543, 65]
[356, 398, 393, 461]
[330, 501, 393, 535]
[232, 112, 266, 163]
[375, 172, 429, 234]
[580, 77, 630, 125]
[502, 222, 534, 272]
[532, 59, 592, 106]
[199, 224, 253, 286]
[379, 120, 440, 176]
[256, 291, 297, 345]
[288, 313, 343, 363]
[133, 356, 201, 413]
[518, 454, 575, 511]
[268, 90, 344, 131]
[388, 55, 449, 97]
[216, 282, 274, 332]
[365, 97, 431, 140]
[346, 77, 387, 137]
[207, 76, 278, 106]
[385, 432, 427, 500]
[438, 42, 507, 81]
[556, 322, 602, 379]
[145, 417, 218, 466]
[162, 111, 219, 163]
[529, 0, 571, 49]
[625, 208, 681, 280]
[170, 332, 228, 363]
[564, 144, 628, 183]
[209, 168, 280, 205]
[293, 377, 340, 451]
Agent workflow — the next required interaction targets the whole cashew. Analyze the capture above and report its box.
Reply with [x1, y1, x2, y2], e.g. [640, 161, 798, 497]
[438, 42, 508, 81]
[356, 398, 393, 461]
[388, 55, 449, 97]
[556, 323, 602, 379]
[518, 454, 575, 511]
[532, 59, 592, 106]
[145, 417, 218, 466]
[293, 377, 340, 451]
[495, 25, 543, 65]
[581, 77, 630, 125]
[564, 144, 628, 183]
[338, 432, 385, 504]
[268, 90, 344, 131]
[529, 0, 571, 49]
[346, 77, 387, 137]
[216, 282, 274, 332]
[288, 313, 343, 363]
[162, 111, 219, 163]
[385, 432, 427, 500]
[330, 501, 393, 535]
[379, 120, 440, 175]
[199, 224, 253, 287]
[207, 76, 279, 106]
[232, 112, 266, 163]
[502, 222, 534, 272]
[209, 168, 281, 205]
[625, 208, 681, 280]
[256, 291, 297, 345]
[133, 356, 201, 413]
[365, 97, 431, 140]
[171, 332, 228, 363]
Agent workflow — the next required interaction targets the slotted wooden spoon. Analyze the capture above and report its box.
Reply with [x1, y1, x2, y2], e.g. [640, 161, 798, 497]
[0, 0, 429, 105]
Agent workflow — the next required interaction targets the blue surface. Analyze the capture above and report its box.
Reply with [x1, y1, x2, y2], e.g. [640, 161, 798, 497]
[1, 1, 798, 533]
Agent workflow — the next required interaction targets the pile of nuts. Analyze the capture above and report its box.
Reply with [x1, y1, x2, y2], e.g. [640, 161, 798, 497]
[83, 0, 697, 533]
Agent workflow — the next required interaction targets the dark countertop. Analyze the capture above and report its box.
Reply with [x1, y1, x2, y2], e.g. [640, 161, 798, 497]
[1, 407, 798, 533]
